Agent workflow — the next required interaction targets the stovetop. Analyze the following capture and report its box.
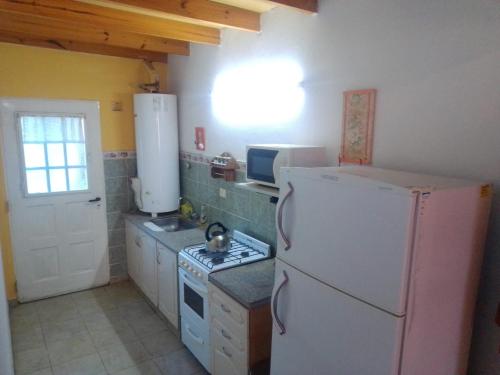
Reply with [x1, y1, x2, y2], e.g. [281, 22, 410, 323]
[181, 230, 271, 273]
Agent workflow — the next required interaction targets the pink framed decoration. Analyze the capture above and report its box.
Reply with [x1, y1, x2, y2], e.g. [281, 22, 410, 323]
[340, 89, 376, 165]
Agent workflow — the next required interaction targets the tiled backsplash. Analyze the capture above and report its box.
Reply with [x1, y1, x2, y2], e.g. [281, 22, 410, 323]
[179, 159, 277, 252]
[103, 154, 137, 282]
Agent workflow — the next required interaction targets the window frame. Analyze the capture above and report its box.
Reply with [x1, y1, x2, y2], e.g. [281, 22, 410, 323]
[16, 112, 91, 198]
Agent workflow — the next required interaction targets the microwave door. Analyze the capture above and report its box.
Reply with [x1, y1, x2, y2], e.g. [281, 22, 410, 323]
[247, 148, 278, 185]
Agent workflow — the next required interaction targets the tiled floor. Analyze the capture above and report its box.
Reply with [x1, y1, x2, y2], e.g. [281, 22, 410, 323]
[10, 281, 208, 375]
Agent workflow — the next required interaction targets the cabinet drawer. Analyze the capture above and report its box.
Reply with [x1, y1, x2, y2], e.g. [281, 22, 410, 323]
[212, 316, 247, 353]
[209, 285, 248, 334]
[212, 328, 247, 375]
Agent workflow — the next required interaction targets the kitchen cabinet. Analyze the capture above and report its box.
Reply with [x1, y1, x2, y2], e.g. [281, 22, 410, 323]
[125, 221, 142, 285]
[125, 221, 179, 329]
[209, 284, 272, 375]
[141, 234, 158, 306]
[158, 242, 178, 329]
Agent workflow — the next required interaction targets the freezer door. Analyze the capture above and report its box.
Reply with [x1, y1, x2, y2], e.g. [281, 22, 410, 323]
[276, 169, 417, 315]
[270, 259, 404, 375]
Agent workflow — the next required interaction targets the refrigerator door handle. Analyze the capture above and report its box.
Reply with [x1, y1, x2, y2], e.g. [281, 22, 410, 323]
[277, 182, 294, 251]
[271, 270, 289, 335]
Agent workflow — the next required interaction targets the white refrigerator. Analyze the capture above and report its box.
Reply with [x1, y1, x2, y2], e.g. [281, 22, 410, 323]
[270, 166, 492, 375]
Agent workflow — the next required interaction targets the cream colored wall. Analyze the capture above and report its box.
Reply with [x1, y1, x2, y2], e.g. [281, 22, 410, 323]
[0, 42, 167, 299]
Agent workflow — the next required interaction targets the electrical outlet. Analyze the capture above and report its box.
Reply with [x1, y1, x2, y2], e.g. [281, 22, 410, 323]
[219, 188, 226, 199]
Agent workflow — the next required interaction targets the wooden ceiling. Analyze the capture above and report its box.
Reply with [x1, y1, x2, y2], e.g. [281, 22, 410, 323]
[0, 0, 318, 62]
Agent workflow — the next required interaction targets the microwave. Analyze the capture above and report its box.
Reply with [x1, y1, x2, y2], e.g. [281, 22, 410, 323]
[246, 144, 328, 188]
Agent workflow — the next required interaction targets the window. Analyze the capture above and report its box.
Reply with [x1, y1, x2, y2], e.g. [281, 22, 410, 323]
[18, 114, 89, 195]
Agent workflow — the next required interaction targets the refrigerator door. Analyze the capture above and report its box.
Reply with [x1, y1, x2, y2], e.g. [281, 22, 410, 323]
[276, 168, 417, 315]
[270, 259, 404, 375]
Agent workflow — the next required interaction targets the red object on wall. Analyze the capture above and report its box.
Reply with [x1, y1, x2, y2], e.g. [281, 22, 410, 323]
[195, 127, 205, 151]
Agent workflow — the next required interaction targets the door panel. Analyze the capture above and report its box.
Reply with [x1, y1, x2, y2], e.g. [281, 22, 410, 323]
[277, 169, 416, 314]
[141, 234, 158, 305]
[270, 259, 404, 375]
[158, 244, 178, 329]
[0, 99, 108, 302]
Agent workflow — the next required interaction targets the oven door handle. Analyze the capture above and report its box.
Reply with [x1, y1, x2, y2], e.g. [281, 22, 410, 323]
[186, 323, 204, 345]
[181, 272, 208, 296]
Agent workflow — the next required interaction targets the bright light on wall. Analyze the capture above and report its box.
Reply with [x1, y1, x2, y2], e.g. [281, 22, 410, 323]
[211, 59, 305, 128]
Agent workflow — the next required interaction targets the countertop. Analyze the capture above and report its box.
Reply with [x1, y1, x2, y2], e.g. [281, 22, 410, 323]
[125, 213, 206, 253]
[209, 258, 276, 309]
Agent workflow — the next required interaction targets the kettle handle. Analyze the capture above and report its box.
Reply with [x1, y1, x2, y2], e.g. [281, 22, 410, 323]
[205, 222, 227, 241]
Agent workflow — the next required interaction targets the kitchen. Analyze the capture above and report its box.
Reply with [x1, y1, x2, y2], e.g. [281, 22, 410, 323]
[0, 0, 499, 375]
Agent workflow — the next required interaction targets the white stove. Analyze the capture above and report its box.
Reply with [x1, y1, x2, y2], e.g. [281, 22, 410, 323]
[178, 230, 271, 373]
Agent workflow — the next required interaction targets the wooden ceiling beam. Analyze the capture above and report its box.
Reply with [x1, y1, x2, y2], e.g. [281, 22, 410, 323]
[94, 0, 260, 32]
[0, 0, 220, 44]
[266, 0, 318, 13]
[0, 12, 190, 55]
[0, 31, 169, 62]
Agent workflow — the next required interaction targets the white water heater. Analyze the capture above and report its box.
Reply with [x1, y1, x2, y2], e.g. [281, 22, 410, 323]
[133, 93, 179, 216]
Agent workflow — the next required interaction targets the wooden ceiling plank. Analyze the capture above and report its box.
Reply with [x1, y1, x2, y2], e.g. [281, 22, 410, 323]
[266, 0, 317, 13]
[0, 11, 189, 55]
[0, 0, 220, 44]
[96, 0, 260, 31]
[0, 31, 169, 62]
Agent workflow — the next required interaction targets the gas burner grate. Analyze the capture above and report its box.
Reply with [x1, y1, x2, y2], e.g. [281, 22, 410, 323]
[184, 239, 265, 270]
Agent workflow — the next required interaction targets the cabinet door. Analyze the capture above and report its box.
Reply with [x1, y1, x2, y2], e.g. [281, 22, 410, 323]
[158, 244, 178, 329]
[141, 234, 158, 305]
[125, 222, 141, 283]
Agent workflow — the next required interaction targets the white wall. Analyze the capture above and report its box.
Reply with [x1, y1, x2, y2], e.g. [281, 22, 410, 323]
[169, 0, 500, 373]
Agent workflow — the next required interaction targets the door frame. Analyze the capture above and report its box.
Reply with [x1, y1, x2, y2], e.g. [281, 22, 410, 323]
[0, 97, 109, 301]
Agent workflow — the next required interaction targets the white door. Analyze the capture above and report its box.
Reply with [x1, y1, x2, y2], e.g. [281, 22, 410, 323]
[270, 259, 404, 375]
[0, 99, 108, 302]
[141, 235, 158, 305]
[276, 168, 417, 315]
[158, 243, 178, 328]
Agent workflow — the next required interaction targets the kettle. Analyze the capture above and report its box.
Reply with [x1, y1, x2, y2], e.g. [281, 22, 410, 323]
[205, 222, 231, 253]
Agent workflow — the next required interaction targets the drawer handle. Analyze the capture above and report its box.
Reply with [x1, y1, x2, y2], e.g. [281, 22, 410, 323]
[222, 346, 232, 358]
[186, 324, 204, 345]
[221, 329, 231, 340]
[135, 236, 142, 248]
[220, 304, 231, 314]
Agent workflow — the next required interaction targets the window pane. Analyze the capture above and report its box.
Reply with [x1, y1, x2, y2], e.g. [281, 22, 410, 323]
[65, 117, 85, 141]
[26, 170, 48, 194]
[66, 143, 86, 166]
[68, 168, 88, 191]
[49, 169, 67, 192]
[47, 143, 65, 167]
[21, 117, 45, 142]
[44, 117, 63, 141]
[23, 144, 46, 168]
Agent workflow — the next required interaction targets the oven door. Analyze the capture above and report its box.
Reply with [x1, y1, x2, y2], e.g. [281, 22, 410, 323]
[247, 148, 279, 186]
[179, 267, 209, 328]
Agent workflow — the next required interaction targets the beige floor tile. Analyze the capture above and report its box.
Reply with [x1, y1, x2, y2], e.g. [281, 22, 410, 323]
[42, 318, 87, 344]
[109, 360, 162, 375]
[82, 309, 127, 331]
[46, 331, 97, 366]
[71, 287, 108, 302]
[12, 326, 45, 353]
[24, 367, 54, 375]
[140, 329, 183, 358]
[35, 295, 75, 311]
[10, 313, 40, 331]
[128, 314, 168, 338]
[118, 300, 155, 321]
[38, 305, 80, 323]
[14, 347, 51, 375]
[98, 340, 151, 374]
[153, 348, 203, 375]
[74, 297, 117, 315]
[10, 302, 38, 319]
[88, 324, 139, 348]
[52, 353, 106, 375]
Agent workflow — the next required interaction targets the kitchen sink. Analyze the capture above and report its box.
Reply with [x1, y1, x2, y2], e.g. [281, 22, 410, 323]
[149, 216, 198, 232]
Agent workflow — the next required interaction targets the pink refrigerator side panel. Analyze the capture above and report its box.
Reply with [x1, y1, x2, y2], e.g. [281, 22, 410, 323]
[400, 185, 492, 375]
